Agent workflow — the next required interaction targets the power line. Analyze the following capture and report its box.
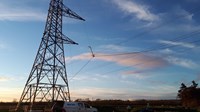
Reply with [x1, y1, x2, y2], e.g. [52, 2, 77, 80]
[79, 30, 200, 75]
[115, 7, 200, 46]
[81, 8, 200, 73]
[92, 7, 200, 56]
[96, 29, 200, 57]
[68, 7, 200, 80]
[99, 39, 200, 76]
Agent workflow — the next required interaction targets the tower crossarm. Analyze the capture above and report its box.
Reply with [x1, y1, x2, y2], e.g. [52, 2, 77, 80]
[61, 2, 85, 21]
[61, 34, 78, 45]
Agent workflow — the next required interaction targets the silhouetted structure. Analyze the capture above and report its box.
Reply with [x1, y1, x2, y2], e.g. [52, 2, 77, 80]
[15, 0, 84, 111]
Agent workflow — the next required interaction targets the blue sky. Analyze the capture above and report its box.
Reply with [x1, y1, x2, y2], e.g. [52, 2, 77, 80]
[0, 0, 200, 101]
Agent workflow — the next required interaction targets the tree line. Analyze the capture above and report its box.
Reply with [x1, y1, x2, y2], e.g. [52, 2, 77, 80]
[178, 80, 200, 108]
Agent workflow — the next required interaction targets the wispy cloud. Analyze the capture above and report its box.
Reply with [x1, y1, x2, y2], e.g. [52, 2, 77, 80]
[70, 87, 131, 100]
[140, 6, 197, 32]
[165, 56, 198, 69]
[176, 7, 194, 21]
[70, 86, 176, 100]
[121, 70, 151, 79]
[159, 40, 196, 48]
[66, 53, 167, 70]
[98, 44, 127, 52]
[0, 3, 46, 21]
[69, 73, 111, 83]
[97, 44, 135, 53]
[159, 48, 174, 54]
[0, 76, 10, 82]
[112, 0, 158, 22]
[69, 75, 99, 82]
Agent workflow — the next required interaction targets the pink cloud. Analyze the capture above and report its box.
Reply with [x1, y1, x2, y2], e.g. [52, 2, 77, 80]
[121, 70, 151, 79]
[66, 53, 167, 70]
[122, 70, 143, 75]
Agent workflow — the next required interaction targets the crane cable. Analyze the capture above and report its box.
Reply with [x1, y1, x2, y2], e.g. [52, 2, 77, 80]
[69, 46, 95, 81]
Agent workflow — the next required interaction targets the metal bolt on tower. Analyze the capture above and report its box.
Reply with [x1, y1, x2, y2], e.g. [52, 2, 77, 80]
[16, 0, 85, 111]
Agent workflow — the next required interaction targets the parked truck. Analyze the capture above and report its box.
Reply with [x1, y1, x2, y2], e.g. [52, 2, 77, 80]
[52, 101, 98, 112]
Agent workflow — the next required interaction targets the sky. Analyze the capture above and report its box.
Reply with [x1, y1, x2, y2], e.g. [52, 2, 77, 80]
[0, 0, 200, 102]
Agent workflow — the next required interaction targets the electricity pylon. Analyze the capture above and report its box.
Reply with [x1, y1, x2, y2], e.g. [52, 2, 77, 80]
[16, 0, 84, 111]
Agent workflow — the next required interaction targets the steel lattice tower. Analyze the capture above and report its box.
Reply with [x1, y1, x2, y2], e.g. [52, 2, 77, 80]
[16, 0, 84, 111]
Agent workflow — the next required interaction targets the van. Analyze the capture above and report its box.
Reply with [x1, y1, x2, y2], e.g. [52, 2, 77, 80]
[52, 101, 98, 112]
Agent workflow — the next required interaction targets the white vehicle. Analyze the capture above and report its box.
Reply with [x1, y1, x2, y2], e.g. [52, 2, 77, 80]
[52, 101, 98, 112]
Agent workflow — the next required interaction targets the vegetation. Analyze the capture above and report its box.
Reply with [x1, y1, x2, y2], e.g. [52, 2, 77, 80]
[0, 99, 198, 112]
[178, 81, 200, 108]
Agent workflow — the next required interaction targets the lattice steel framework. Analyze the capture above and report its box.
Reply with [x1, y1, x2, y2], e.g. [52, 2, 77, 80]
[16, 0, 84, 110]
